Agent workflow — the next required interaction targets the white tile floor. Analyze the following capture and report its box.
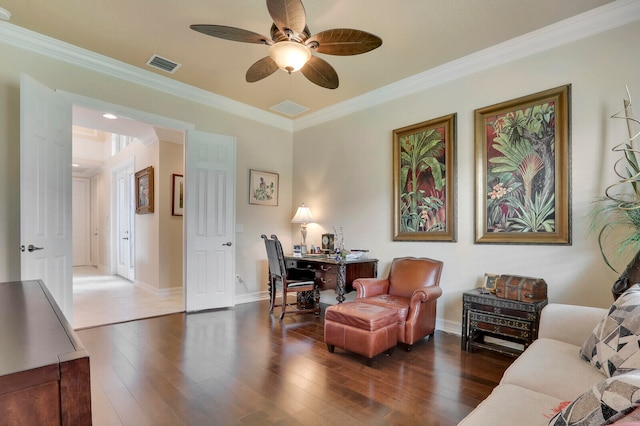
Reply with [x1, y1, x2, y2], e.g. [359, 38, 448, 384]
[72, 266, 183, 330]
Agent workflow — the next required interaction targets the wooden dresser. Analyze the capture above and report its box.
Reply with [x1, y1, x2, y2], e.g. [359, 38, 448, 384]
[0, 280, 91, 424]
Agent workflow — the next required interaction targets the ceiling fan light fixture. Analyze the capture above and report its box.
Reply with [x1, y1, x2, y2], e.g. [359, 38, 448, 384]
[269, 41, 311, 73]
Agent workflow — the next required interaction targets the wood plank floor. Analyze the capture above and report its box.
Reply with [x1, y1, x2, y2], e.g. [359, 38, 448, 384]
[77, 300, 514, 425]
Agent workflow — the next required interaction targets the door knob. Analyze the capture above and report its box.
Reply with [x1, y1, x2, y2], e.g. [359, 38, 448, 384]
[21, 244, 44, 252]
[222, 242, 232, 246]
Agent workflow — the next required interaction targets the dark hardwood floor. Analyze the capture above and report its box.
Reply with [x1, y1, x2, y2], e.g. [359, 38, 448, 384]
[77, 300, 514, 425]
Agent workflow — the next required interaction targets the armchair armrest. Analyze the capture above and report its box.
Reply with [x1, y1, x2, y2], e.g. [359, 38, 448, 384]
[538, 303, 607, 347]
[353, 278, 390, 298]
[410, 286, 443, 305]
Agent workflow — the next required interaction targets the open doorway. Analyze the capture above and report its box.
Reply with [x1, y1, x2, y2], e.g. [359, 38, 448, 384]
[71, 106, 185, 329]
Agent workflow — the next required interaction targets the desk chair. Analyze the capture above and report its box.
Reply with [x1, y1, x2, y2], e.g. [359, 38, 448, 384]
[261, 234, 320, 320]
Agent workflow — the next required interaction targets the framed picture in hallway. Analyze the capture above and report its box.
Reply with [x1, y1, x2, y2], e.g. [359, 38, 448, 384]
[135, 166, 154, 214]
[392, 113, 457, 242]
[249, 169, 279, 206]
[172, 174, 184, 216]
[474, 85, 571, 245]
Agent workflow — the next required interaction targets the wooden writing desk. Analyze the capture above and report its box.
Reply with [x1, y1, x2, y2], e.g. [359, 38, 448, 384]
[285, 255, 378, 303]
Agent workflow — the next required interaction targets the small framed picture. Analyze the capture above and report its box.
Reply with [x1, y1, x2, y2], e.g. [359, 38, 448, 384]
[483, 273, 498, 293]
[321, 234, 335, 252]
[172, 174, 184, 216]
[249, 169, 279, 206]
[135, 166, 154, 214]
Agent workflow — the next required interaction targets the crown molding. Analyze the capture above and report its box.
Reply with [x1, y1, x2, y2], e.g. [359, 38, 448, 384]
[0, 21, 293, 132]
[1, 0, 638, 134]
[293, 0, 640, 131]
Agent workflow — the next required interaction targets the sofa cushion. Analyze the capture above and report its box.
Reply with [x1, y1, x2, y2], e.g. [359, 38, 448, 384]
[458, 383, 564, 426]
[501, 338, 605, 401]
[548, 371, 640, 425]
[580, 284, 640, 377]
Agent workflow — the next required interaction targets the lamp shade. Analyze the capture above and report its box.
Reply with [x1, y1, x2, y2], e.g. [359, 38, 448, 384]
[269, 41, 311, 73]
[291, 205, 313, 224]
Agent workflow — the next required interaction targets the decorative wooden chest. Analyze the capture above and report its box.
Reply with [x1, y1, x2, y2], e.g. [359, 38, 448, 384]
[462, 288, 548, 357]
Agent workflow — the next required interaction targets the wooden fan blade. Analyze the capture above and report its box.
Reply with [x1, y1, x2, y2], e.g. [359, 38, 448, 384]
[190, 24, 272, 45]
[267, 0, 306, 39]
[301, 56, 339, 89]
[246, 57, 279, 83]
[307, 29, 382, 55]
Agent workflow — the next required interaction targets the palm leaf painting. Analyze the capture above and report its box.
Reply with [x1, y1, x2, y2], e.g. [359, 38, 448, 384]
[475, 85, 571, 244]
[393, 114, 457, 242]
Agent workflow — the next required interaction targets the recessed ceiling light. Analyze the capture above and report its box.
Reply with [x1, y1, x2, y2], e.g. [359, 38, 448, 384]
[72, 163, 80, 167]
[102, 113, 118, 120]
[0, 8, 11, 21]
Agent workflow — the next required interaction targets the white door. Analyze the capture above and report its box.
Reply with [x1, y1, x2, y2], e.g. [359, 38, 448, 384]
[90, 175, 99, 267]
[20, 74, 73, 321]
[185, 130, 236, 311]
[72, 178, 90, 266]
[115, 164, 135, 280]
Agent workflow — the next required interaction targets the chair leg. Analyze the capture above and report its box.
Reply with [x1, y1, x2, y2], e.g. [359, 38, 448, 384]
[279, 289, 287, 320]
[268, 280, 276, 313]
[327, 344, 335, 353]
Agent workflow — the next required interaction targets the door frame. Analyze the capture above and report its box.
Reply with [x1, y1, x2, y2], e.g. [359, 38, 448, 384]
[62, 91, 195, 309]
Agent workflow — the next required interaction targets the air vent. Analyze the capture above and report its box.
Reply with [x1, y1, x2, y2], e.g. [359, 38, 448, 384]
[270, 100, 309, 117]
[146, 54, 181, 74]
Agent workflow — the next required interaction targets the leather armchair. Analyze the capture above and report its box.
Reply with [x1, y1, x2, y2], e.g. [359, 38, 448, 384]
[353, 257, 443, 350]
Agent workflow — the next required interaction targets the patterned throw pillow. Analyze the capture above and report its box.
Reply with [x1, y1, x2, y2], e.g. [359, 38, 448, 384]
[580, 284, 640, 377]
[548, 371, 640, 425]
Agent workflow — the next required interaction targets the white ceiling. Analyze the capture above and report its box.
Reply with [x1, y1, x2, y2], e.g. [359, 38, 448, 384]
[0, 0, 618, 118]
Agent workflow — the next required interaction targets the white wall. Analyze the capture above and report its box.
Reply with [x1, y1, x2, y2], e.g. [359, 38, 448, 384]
[292, 21, 640, 331]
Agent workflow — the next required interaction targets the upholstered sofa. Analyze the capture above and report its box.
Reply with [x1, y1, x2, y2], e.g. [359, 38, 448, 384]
[460, 291, 640, 425]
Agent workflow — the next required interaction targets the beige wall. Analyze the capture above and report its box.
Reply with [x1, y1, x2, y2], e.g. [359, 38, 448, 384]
[292, 21, 640, 330]
[0, 40, 293, 297]
[159, 140, 184, 290]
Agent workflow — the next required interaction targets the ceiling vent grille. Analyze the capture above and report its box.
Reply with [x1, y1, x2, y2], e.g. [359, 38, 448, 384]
[270, 100, 309, 117]
[146, 54, 181, 74]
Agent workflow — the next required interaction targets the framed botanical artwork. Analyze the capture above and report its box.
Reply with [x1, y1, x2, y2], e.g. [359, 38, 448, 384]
[393, 113, 457, 241]
[249, 169, 278, 206]
[172, 174, 184, 216]
[474, 85, 571, 244]
[135, 166, 154, 214]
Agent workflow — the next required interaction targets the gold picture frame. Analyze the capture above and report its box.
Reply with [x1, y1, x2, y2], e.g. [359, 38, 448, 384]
[474, 85, 571, 244]
[393, 113, 457, 242]
[135, 166, 154, 214]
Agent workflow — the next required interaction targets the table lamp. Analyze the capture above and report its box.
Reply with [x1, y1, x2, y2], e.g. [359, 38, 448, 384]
[291, 204, 313, 254]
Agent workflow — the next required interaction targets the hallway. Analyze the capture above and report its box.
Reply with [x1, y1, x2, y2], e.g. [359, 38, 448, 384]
[73, 266, 183, 330]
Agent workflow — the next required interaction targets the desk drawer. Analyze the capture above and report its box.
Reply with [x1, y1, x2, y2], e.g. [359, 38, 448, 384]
[316, 264, 337, 290]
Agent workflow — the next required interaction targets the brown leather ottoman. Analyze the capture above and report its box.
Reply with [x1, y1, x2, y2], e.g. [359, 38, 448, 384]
[324, 302, 398, 366]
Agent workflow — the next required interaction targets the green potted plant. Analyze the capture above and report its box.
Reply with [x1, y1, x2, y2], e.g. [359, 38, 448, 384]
[592, 88, 640, 299]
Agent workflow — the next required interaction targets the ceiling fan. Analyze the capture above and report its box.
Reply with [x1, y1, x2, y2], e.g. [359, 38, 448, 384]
[190, 0, 382, 89]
